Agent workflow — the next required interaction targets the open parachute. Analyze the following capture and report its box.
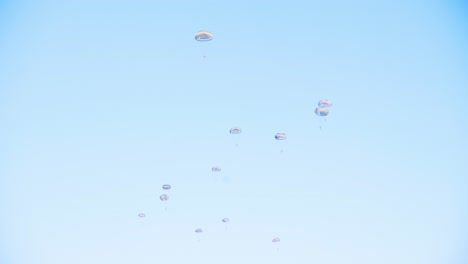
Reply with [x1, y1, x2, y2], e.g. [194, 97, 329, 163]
[315, 107, 329, 116]
[230, 127, 242, 134]
[195, 30, 213, 41]
[275, 133, 287, 140]
[160, 194, 169, 201]
[318, 99, 332, 108]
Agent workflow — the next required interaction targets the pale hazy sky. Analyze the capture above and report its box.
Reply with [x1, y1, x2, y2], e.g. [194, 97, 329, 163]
[1, 1, 467, 263]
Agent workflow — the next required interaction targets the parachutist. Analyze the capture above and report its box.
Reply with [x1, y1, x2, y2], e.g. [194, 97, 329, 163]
[230, 127, 241, 147]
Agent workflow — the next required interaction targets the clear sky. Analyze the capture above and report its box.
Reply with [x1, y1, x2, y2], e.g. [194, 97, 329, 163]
[1, 0, 467, 263]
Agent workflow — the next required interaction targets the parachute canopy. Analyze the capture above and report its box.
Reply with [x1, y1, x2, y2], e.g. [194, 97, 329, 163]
[162, 184, 171, 190]
[195, 228, 203, 233]
[275, 133, 287, 140]
[212, 166, 221, 172]
[195, 30, 213, 41]
[230, 127, 242, 134]
[318, 99, 332, 108]
[138, 213, 146, 218]
[315, 107, 329, 116]
[272, 238, 280, 243]
[222, 218, 230, 223]
[160, 194, 169, 201]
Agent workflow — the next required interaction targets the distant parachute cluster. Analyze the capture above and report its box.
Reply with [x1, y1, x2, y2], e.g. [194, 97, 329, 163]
[315, 99, 333, 129]
[315, 99, 332, 116]
[159, 184, 172, 211]
[135, 30, 334, 252]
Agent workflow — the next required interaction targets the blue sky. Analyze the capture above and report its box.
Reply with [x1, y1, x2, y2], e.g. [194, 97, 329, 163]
[1, 0, 467, 263]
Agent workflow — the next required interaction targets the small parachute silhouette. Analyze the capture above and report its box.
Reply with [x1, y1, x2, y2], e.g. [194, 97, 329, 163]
[315, 107, 329, 116]
[195, 228, 203, 242]
[162, 184, 171, 190]
[212, 166, 223, 183]
[138, 213, 146, 218]
[315, 100, 331, 130]
[318, 99, 332, 108]
[275, 133, 287, 152]
[195, 30, 213, 41]
[275, 133, 287, 140]
[272, 237, 281, 252]
[160, 194, 169, 201]
[222, 218, 230, 231]
[230, 127, 242, 147]
[195, 30, 213, 59]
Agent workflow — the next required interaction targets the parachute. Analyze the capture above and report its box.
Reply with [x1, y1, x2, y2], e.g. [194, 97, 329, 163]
[315, 99, 331, 130]
[162, 184, 171, 190]
[212, 166, 223, 183]
[138, 213, 146, 218]
[315, 107, 329, 116]
[230, 127, 242, 147]
[222, 218, 230, 231]
[275, 133, 287, 140]
[195, 30, 213, 59]
[230, 127, 242, 134]
[195, 228, 203, 242]
[318, 99, 332, 108]
[160, 194, 169, 201]
[195, 30, 213, 41]
[272, 237, 281, 252]
[275, 133, 287, 153]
